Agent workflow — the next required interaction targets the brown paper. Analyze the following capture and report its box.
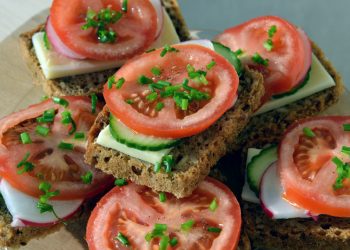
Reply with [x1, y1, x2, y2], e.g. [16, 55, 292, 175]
[0, 8, 349, 250]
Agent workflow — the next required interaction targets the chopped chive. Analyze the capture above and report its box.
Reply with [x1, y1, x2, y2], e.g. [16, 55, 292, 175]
[20, 132, 32, 144]
[268, 25, 277, 38]
[159, 192, 166, 202]
[61, 110, 76, 135]
[169, 237, 178, 247]
[234, 49, 243, 56]
[209, 198, 218, 212]
[125, 99, 134, 104]
[115, 232, 129, 246]
[43, 31, 50, 50]
[159, 235, 169, 250]
[114, 178, 128, 187]
[155, 223, 167, 232]
[17, 152, 30, 168]
[36, 125, 50, 137]
[181, 98, 189, 110]
[151, 67, 162, 76]
[17, 157, 35, 174]
[303, 127, 315, 138]
[58, 141, 74, 150]
[107, 75, 116, 89]
[155, 102, 164, 111]
[332, 156, 350, 190]
[91, 93, 98, 114]
[207, 227, 222, 233]
[41, 95, 49, 101]
[186, 64, 195, 73]
[52, 97, 69, 107]
[332, 156, 344, 167]
[116, 77, 125, 89]
[81, 171, 93, 184]
[343, 124, 350, 131]
[263, 39, 273, 51]
[138, 75, 153, 85]
[162, 155, 174, 173]
[160, 44, 178, 57]
[74, 132, 85, 140]
[145, 232, 153, 242]
[146, 92, 158, 102]
[264, 25, 277, 52]
[206, 60, 216, 70]
[146, 48, 156, 53]
[252, 52, 269, 66]
[122, 0, 128, 12]
[341, 146, 350, 156]
[154, 162, 161, 172]
[181, 219, 195, 231]
[37, 109, 56, 123]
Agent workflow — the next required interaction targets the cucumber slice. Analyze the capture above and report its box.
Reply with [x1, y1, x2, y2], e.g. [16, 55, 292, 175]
[109, 115, 180, 151]
[247, 145, 278, 196]
[212, 41, 243, 76]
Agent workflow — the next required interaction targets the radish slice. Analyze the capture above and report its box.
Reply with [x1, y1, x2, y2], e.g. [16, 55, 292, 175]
[0, 179, 83, 227]
[46, 17, 87, 60]
[150, 0, 164, 38]
[182, 39, 215, 50]
[260, 163, 311, 219]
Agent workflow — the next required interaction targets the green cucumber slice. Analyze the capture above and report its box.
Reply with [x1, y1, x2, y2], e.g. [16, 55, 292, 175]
[247, 145, 278, 196]
[272, 67, 311, 99]
[109, 115, 180, 151]
[212, 41, 243, 76]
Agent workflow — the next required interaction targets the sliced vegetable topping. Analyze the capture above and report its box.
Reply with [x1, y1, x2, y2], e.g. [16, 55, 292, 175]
[104, 43, 239, 138]
[86, 177, 242, 250]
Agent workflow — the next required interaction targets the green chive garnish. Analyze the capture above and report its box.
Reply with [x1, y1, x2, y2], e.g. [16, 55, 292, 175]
[37, 182, 60, 219]
[234, 49, 243, 56]
[146, 92, 158, 102]
[252, 52, 269, 66]
[155, 223, 167, 232]
[264, 25, 277, 51]
[116, 77, 125, 89]
[207, 227, 222, 233]
[17, 152, 35, 174]
[122, 0, 128, 12]
[138, 75, 153, 85]
[209, 198, 218, 212]
[341, 146, 350, 156]
[155, 102, 164, 111]
[151, 67, 162, 76]
[162, 155, 174, 173]
[52, 97, 69, 107]
[74, 132, 85, 140]
[61, 110, 76, 135]
[36, 125, 50, 137]
[58, 142, 74, 150]
[303, 127, 315, 138]
[332, 156, 350, 190]
[160, 44, 179, 57]
[263, 39, 274, 51]
[206, 60, 216, 70]
[146, 48, 156, 53]
[107, 75, 116, 89]
[268, 25, 277, 37]
[181, 219, 195, 231]
[81, 171, 93, 184]
[37, 109, 56, 123]
[343, 124, 350, 131]
[159, 192, 166, 202]
[115, 178, 128, 187]
[43, 31, 50, 50]
[41, 95, 49, 101]
[125, 99, 134, 104]
[181, 98, 189, 110]
[91, 93, 98, 114]
[159, 235, 169, 250]
[20, 132, 32, 144]
[115, 232, 129, 246]
[154, 162, 161, 173]
[169, 237, 178, 247]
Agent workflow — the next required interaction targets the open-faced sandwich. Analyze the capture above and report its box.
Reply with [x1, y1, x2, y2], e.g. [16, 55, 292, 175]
[0, 96, 113, 247]
[20, 0, 190, 97]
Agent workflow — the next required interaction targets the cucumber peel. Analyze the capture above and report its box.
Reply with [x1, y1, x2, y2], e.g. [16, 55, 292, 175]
[212, 41, 243, 76]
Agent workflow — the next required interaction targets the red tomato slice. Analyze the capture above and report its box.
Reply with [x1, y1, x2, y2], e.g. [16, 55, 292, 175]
[215, 16, 312, 98]
[50, 0, 157, 60]
[104, 44, 239, 138]
[86, 177, 241, 250]
[0, 96, 113, 200]
[278, 116, 350, 217]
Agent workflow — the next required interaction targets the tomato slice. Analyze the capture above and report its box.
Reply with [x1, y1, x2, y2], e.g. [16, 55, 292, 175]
[0, 96, 113, 200]
[215, 16, 312, 99]
[50, 0, 158, 60]
[278, 116, 350, 217]
[86, 177, 241, 250]
[104, 44, 239, 138]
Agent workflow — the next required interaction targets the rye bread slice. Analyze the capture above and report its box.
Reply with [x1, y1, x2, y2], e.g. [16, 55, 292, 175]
[85, 68, 265, 198]
[19, 0, 191, 97]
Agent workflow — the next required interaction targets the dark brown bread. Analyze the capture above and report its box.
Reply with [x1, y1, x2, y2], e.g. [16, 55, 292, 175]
[85, 69, 265, 198]
[19, 0, 190, 97]
[235, 43, 346, 249]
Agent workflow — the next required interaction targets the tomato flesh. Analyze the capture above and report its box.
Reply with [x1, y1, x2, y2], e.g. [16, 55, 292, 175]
[215, 16, 312, 99]
[50, 0, 158, 60]
[279, 116, 350, 217]
[0, 97, 113, 200]
[86, 177, 241, 250]
[104, 44, 239, 138]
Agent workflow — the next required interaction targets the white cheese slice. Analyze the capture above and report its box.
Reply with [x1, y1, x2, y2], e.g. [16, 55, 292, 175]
[241, 148, 261, 203]
[32, 9, 180, 79]
[0, 179, 83, 227]
[96, 125, 172, 165]
[255, 54, 336, 115]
